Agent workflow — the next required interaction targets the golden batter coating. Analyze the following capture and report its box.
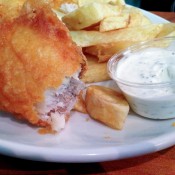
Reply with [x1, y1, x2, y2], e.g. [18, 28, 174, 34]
[0, 0, 86, 126]
[0, 0, 26, 22]
[0, 0, 77, 23]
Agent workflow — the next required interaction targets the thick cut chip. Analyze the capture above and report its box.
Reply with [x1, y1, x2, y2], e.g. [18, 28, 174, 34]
[71, 24, 163, 47]
[73, 91, 87, 113]
[99, 13, 129, 32]
[84, 41, 137, 62]
[156, 23, 175, 37]
[81, 55, 110, 83]
[85, 85, 129, 130]
[78, 0, 125, 7]
[127, 7, 152, 27]
[62, 2, 121, 30]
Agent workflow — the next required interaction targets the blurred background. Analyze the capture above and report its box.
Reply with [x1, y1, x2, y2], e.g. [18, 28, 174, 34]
[125, 0, 175, 12]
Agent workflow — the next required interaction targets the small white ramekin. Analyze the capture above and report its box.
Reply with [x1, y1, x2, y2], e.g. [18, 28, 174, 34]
[108, 36, 175, 119]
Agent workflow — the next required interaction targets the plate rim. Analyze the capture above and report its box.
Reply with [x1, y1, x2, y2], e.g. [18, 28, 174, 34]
[0, 129, 175, 163]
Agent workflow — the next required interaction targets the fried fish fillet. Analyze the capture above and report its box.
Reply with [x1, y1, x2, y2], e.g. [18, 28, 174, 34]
[0, 0, 74, 22]
[0, 0, 26, 22]
[0, 0, 86, 132]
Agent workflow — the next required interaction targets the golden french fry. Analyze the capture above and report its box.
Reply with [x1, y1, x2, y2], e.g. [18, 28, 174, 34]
[128, 7, 152, 27]
[81, 54, 110, 83]
[71, 24, 163, 47]
[85, 85, 129, 130]
[51, 0, 78, 9]
[53, 9, 65, 19]
[167, 30, 175, 37]
[113, 0, 125, 6]
[78, 0, 125, 6]
[62, 2, 121, 30]
[99, 13, 129, 32]
[84, 41, 137, 62]
[156, 23, 175, 37]
[73, 91, 87, 114]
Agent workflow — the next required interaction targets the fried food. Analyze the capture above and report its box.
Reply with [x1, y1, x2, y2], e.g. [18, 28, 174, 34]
[81, 55, 110, 83]
[78, 0, 125, 7]
[71, 24, 163, 47]
[0, 0, 86, 132]
[85, 85, 129, 130]
[59, 1, 175, 77]
[73, 91, 87, 114]
[62, 2, 121, 30]
[156, 23, 175, 37]
[0, 0, 74, 22]
[0, 0, 26, 22]
[99, 13, 129, 32]
[84, 41, 136, 62]
[127, 7, 152, 27]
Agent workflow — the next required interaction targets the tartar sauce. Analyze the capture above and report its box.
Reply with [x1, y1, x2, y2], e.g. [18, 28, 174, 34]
[117, 48, 175, 84]
[115, 47, 175, 119]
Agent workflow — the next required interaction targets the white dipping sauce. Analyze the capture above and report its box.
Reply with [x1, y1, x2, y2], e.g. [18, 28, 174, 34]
[117, 48, 175, 84]
[115, 47, 175, 119]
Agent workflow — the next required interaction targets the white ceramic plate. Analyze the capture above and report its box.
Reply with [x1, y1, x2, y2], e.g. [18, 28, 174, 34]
[0, 9, 175, 163]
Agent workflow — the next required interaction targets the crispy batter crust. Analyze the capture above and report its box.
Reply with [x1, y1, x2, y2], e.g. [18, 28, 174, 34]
[0, 0, 26, 22]
[0, 0, 77, 22]
[0, 0, 86, 126]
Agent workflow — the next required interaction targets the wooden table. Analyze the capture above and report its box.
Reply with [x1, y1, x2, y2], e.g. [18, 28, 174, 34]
[0, 12, 175, 175]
